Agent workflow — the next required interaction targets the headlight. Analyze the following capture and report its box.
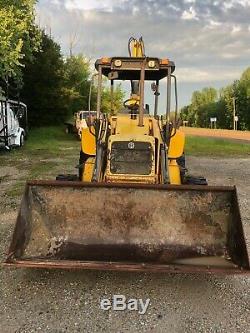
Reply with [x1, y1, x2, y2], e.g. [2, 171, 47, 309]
[148, 60, 156, 68]
[114, 59, 122, 67]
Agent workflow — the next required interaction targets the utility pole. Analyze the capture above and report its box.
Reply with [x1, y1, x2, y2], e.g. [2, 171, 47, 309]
[232, 97, 237, 130]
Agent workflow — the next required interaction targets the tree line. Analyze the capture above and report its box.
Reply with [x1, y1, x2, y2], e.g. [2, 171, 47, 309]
[180, 67, 250, 130]
[0, 0, 124, 126]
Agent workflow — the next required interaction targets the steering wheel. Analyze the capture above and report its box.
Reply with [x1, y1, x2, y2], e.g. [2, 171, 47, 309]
[123, 98, 139, 110]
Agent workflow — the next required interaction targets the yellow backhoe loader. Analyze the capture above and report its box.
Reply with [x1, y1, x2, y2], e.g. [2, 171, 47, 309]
[5, 38, 249, 274]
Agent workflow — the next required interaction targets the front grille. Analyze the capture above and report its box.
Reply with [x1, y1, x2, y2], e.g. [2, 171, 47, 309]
[110, 141, 152, 175]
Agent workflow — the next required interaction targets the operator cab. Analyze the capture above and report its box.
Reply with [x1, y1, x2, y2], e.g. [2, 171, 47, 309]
[94, 56, 176, 123]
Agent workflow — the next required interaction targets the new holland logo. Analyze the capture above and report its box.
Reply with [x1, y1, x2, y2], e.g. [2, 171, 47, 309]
[128, 142, 135, 149]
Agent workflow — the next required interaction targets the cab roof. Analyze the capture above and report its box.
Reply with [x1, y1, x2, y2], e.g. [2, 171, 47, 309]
[95, 57, 175, 81]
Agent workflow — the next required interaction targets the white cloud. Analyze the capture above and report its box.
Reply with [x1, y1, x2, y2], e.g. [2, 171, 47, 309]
[181, 6, 198, 20]
[209, 20, 222, 27]
[65, 0, 114, 11]
[132, 6, 140, 15]
[168, 4, 181, 12]
[237, 0, 250, 6]
[176, 67, 242, 83]
[231, 25, 242, 33]
[223, 1, 234, 10]
[36, 0, 250, 105]
[220, 53, 239, 59]
[223, 0, 250, 10]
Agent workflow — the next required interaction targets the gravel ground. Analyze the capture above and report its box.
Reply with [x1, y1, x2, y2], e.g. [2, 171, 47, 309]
[0, 156, 249, 333]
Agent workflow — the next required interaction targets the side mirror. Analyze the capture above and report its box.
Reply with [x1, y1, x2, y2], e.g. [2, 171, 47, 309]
[151, 82, 160, 96]
[151, 82, 157, 92]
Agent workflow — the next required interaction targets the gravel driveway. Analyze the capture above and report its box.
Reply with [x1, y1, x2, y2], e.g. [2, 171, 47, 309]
[0, 156, 249, 333]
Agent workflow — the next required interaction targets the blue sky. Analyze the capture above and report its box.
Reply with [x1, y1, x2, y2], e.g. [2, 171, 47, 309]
[36, 0, 250, 108]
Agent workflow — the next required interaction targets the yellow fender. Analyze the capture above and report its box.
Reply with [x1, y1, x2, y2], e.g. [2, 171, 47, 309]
[81, 127, 96, 156]
[168, 129, 185, 159]
[168, 129, 185, 185]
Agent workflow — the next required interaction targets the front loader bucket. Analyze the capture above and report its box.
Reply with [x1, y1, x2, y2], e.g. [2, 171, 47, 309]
[4, 181, 250, 274]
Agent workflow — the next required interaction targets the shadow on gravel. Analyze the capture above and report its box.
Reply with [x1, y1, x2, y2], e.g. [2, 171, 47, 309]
[19, 266, 222, 289]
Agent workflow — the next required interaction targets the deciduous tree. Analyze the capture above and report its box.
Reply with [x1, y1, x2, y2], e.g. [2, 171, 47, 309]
[21, 32, 66, 126]
[0, 0, 40, 90]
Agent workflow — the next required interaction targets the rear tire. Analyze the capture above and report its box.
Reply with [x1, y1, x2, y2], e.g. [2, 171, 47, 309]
[79, 151, 85, 181]
[20, 133, 25, 147]
[177, 154, 208, 185]
[56, 174, 78, 181]
[177, 153, 186, 184]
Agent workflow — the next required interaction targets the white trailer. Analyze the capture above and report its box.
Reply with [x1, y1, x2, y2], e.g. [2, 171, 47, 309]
[0, 99, 27, 149]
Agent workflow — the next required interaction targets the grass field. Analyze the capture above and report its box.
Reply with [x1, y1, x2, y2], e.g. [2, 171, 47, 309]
[1, 126, 250, 200]
[2, 126, 249, 161]
[25, 126, 250, 153]
[0, 127, 79, 199]
[185, 135, 250, 156]
[21, 126, 79, 154]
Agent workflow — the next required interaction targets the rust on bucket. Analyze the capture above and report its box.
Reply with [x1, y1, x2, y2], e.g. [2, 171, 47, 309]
[4, 181, 250, 274]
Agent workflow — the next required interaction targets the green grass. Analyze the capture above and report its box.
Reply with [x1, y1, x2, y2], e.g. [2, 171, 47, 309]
[0, 127, 80, 200]
[23, 126, 79, 154]
[6, 181, 26, 198]
[1, 127, 250, 201]
[29, 161, 59, 178]
[1, 126, 79, 162]
[185, 135, 250, 156]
